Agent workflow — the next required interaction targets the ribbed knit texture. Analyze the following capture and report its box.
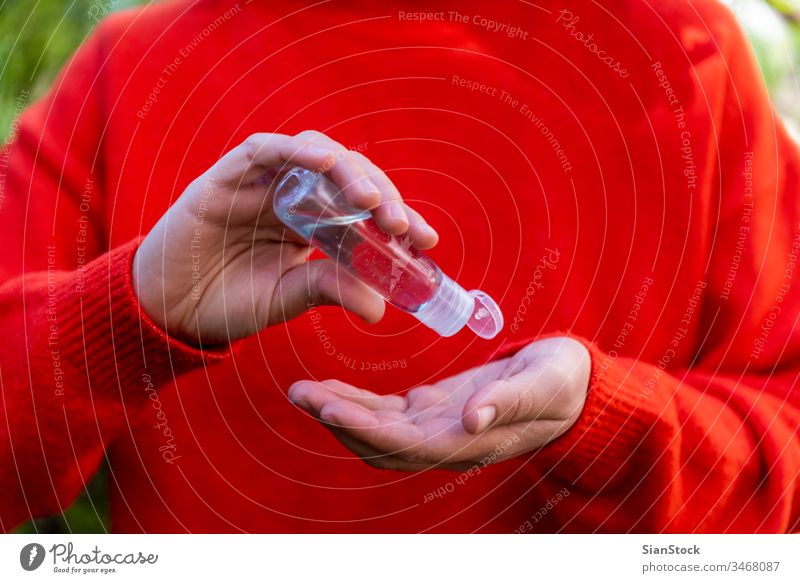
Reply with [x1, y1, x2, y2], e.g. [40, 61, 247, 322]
[54, 239, 227, 401]
[0, 0, 798, 532]
[0, 240, 227, 530]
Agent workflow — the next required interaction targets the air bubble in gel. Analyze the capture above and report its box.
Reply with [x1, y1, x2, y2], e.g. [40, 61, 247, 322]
[273, 167, 504, 339]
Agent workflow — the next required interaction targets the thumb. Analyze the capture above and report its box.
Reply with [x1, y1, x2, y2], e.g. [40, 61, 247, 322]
[270, 258, 385, 324]
[460, 347, 587, 434]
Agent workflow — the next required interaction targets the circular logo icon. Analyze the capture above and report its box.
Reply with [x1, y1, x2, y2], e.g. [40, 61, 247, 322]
[19, 543, 46, 571]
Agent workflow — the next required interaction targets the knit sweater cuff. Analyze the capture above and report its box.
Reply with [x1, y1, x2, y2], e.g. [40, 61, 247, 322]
[55, 238, 230, 402]
[497, 334, 660, 488]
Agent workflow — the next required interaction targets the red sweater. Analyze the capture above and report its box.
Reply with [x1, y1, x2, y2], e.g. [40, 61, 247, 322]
[1, 0, 799, 533]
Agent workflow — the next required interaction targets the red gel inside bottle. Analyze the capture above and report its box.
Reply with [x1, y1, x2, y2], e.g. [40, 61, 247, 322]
[276, 168, 504, 337]
[309, 218, 440, 312]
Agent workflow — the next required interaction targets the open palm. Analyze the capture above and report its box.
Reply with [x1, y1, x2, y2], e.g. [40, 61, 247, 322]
[289, 337, 591, 471]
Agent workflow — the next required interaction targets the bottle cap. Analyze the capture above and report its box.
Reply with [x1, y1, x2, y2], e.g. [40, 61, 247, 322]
[412, 275, 503, 338]
[466, 290, 504, 339]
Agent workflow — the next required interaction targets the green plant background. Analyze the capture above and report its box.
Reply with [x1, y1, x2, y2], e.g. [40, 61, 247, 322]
[1, 0, 799, 533]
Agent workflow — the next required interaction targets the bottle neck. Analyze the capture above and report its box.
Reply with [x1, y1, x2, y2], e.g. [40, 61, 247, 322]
[412, 274, 474, 337]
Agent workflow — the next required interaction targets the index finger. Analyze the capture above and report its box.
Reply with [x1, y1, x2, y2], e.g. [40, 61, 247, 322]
[293, 133, 439, 247]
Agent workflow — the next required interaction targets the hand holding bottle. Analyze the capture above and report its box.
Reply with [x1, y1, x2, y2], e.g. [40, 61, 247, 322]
[274, 169, 503, 339]
[133, 131, 438, 345]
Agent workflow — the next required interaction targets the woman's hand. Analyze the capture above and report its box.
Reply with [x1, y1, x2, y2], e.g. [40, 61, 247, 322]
[133, 131, 438, 345]
[288, 336, 591, 471]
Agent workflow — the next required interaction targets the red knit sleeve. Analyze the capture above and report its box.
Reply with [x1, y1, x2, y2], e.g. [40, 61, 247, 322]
[510, 11, 800, 533]
[0, 21, 227, 531]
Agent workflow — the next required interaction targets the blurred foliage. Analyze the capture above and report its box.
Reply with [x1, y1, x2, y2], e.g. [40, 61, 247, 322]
[762, 0, 800, 22]
[13, 463, 110, 534]
[1, 0, 141, 138]
[725, 0, 800, 137]
[1, 0, 800, 533]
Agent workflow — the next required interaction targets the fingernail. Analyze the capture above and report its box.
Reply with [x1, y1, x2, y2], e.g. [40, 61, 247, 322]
[474, 406, 496, 432]
[291, 399, 312, 412]
[308, 146, 329, 157]
[389, 203, 408, 224]
[310, 147, 334, 166]
[287, 382, 303, 399]
[288, 383, 310, 410]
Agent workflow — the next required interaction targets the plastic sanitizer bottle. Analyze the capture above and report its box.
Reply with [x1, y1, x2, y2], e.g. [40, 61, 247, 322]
[274, 167, 504, 339]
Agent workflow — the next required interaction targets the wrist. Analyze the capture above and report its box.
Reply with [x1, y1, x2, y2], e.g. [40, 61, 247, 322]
[132, 240, 193, 344]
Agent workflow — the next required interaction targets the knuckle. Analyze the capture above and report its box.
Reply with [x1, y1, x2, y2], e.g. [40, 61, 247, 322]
[310, 262, 338, 306]
[348, 150, 373, 166]
[295, 129, 323, 140]
[296, 130, 342, 151]
[502, 380, 536, 422]
[242, 133, 263, 153]
[505, 391, 525, 421]
[406, 386, 425, 400]
[242, 133, 279, 160]
[316, 260, 337, 287]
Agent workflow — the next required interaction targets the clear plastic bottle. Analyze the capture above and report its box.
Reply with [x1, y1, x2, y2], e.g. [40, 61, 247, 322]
[274, 167, 504, 339]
